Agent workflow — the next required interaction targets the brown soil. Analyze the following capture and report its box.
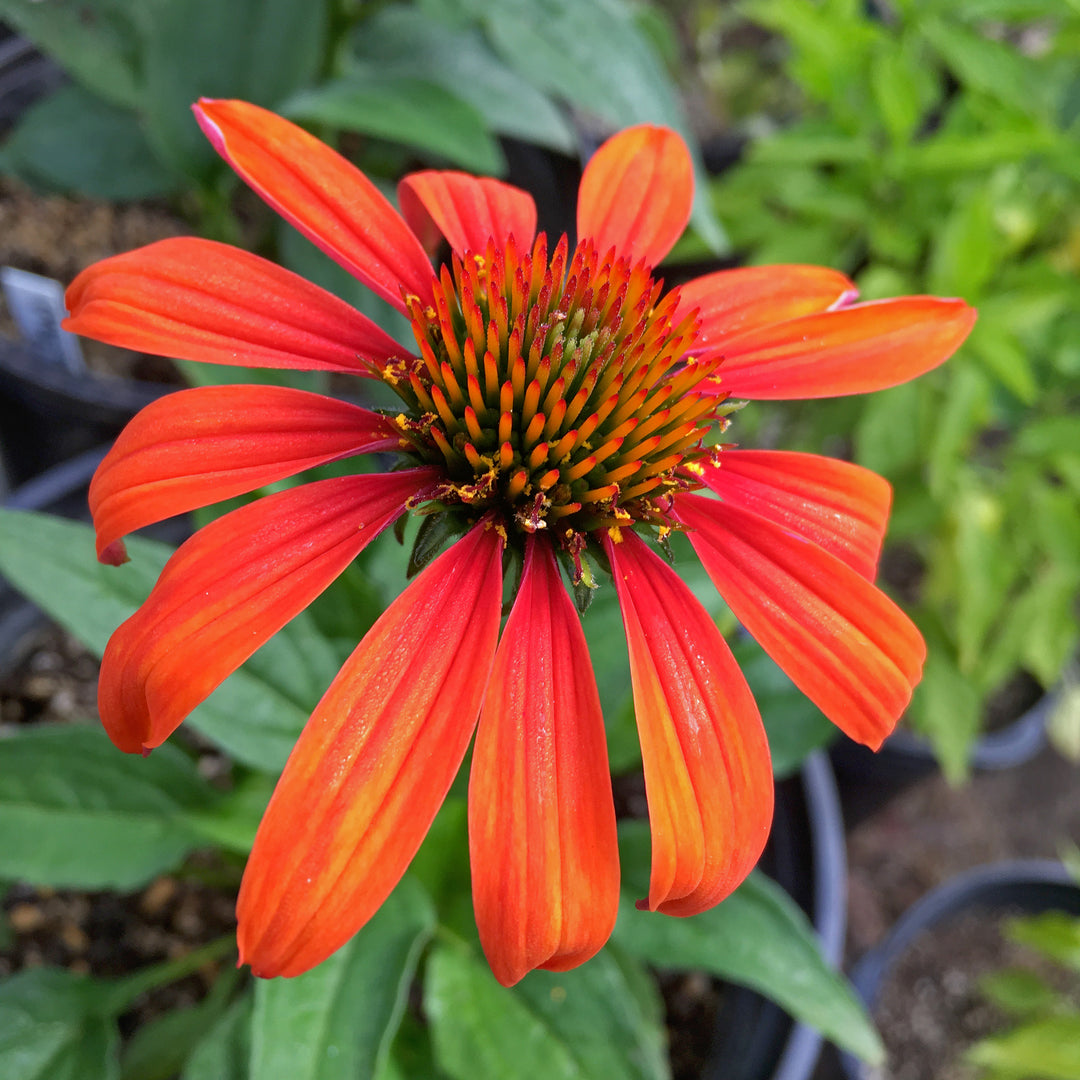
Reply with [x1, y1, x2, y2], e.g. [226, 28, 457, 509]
[844, 750, 1080, 961]
[0, 176, 186, 383]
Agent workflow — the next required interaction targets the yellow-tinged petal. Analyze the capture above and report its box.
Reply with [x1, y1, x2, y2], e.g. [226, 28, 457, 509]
[237, 522, 505, 977]
[469, 535, 619, 986]
[194, 99, 435, 312]
[676, 494, 926, 749]
[577, 125, 693, 267]
[603, 530, 773, 916]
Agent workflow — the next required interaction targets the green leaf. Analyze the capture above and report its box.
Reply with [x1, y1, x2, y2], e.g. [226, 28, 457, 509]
[920, 17, 1050, 120]
[966, 1013, 1080, 1079]
[854, 381, 923, 475]
[926, 183, 999, 301]
[250, 876, 435, 1080]
[282, 73, 505, 175]
[462, 0, 726, 252]
[732, 639, 835, 778]
[0, 968, 119, 1080]
[510, 949, 669, 1080]
[612, 821, 884, 1065]
[426, 945, 578, 1079]
[0, 85, 183, 200]
[0, 510, 316, 773]
[182, 995, 252, 1080]
[908, 649, 982, 784]
[141, 0, 328, 178]
[0, 725, 217, 889]
[0, 0, 141, 108]
[121, 967, 241, 1080]
[351, 6, 575, 152]
[978, 968, 1058, 1017]
[870, 38, 934, 143]
[182, 772, 275, 855]
[1004, 911, 1080, 972]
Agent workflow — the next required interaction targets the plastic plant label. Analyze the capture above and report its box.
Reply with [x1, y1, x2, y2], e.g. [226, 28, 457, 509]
[1, 266, 85, 373]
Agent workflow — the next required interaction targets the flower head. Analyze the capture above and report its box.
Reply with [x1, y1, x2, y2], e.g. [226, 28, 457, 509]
[65, 100, 975, 985]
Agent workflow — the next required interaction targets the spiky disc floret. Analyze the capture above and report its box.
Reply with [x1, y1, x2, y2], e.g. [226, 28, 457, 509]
[384, 233, 728, 551]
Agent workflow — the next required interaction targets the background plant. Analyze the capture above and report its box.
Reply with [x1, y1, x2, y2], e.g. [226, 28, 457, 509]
[694, 0, 1080, 778]
[966, 855, 1080, 1079]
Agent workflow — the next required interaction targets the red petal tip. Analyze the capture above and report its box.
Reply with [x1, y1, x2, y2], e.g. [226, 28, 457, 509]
[98, 540, 130, 566]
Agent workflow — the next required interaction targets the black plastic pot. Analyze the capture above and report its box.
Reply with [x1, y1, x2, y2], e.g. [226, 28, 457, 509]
[0, 34, 172, 485]
[840, 859, 1080, 1080]
[830, 693, 1051, 827]
[0, 32, 65, 137]
[704, 751, 848, 1080]
[0, 336, 173, 485]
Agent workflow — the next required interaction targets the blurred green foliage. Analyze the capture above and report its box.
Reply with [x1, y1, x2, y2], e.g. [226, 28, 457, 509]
[0, 0, 724, 246]
[709, 0, 1080, 779]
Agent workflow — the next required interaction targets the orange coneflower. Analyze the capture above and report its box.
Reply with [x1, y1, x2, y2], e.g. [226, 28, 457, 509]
[65, 100, 974, 986]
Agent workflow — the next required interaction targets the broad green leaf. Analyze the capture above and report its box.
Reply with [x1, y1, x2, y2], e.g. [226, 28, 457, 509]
[0, 85, 183, 200]
[0, 725, 217, 889]
[351, 6, 575, 152]
[250, 876, 435, 1080]
[407, 798, 474, 940]
[511, 950, 669, 1080]
[141, 0, 328, 178]
[176, 357, 329, 395]
[283, 74, 505, 175]
[0, 968, 118, 1080]
[0, 510, 317, 773]
[731, 639, 835, 778]
[966, 1013, 1080, 1079]
[182, 995, 252, 1080]
[426, 945, 578, 1079]
[0, 0, 141, 108]
[612, 821, 884, 1065]
[458, 0, 725, 252]
[275, 222, 414, 349]
[182, 771, 275, 855]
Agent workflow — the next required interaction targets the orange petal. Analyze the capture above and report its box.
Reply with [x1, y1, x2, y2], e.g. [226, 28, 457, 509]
[704, 297, 976, 399]
[674, 264, 856, 350]
[194, 99, 435, 312]
[98, 469, 435, 754]
[64, 238, 409, 374]
[469, 535, 619, 986]
[576, 125, 693, 267]
[676, 494, 926, 749]
[89, 385, 405, 563]
[398, 171, 537, 259]
[237, 523, 505, 977]
[702, 450, 891, 582]
[603, 530, 772, 916]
